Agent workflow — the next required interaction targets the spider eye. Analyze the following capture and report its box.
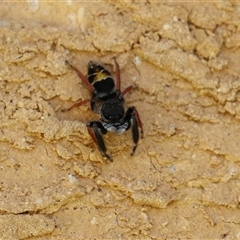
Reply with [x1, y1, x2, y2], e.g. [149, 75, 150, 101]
[105, 112, 123, 121]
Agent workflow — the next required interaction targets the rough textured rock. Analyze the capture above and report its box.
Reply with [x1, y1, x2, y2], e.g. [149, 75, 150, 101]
[0, 1, 240, 239]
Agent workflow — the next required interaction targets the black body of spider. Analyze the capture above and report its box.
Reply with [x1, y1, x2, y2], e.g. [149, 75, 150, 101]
[63, 59, 143, 161]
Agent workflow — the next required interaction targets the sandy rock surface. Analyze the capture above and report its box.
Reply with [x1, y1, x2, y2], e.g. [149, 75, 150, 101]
[1, 1, 240, 239]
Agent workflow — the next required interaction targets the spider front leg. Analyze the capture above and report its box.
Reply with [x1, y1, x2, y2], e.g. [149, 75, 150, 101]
[87, 121, 113, 162]
[125, 106, 144, 156]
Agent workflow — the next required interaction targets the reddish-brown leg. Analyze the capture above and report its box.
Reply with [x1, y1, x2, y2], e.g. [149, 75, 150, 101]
[62, 99, 90, 112]
[66, 61, 95, 92]
[114, 58, 121, 91]
[121, 85, 133, 97]
[133, 107, 144, 137]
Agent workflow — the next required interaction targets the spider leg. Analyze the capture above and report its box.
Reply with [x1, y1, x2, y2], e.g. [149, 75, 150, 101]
[63, 62, 99, 112]
[66, 60, 95, 92]
[125, 106, 144, 156]
[114, 58, 121, 91]
[87, 121, 113, 162]
[61, 99, 90, 112]
[121, 85, 133, 97]
[113, 58, 134, 99]
[90, 93, 101, 114]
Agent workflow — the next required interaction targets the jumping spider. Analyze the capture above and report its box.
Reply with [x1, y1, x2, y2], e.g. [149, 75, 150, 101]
[63, 59, 143, 161]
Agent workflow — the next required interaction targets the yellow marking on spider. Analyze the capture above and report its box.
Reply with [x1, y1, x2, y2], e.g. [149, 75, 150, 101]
[93, 71, 110, 82]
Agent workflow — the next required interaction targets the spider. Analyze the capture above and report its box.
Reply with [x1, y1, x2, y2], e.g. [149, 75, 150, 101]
[63, 58, 143, 161]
